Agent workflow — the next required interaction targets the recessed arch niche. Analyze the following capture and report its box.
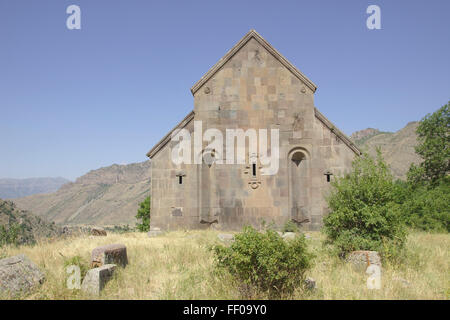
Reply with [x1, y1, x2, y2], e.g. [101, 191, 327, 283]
[287, 148, 311, 223]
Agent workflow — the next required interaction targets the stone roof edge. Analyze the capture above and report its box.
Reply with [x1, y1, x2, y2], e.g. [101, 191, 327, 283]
[190, 29, 317, 96]
[314, 107, 362, 156]
[146, 110, 195, 158]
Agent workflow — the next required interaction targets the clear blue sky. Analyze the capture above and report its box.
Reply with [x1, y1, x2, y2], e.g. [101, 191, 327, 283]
[1, 0, 449, 180]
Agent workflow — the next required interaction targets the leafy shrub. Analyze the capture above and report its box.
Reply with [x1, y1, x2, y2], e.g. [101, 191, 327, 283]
[282, 220, 299, 233]
[0, 224, 21, 247]
[400, 181, 449, 232]
[407, 103, 449, 185]
[323, 150, 406, 260]
[135, 196, 150, 232]
[213, 226, 313, 298]
[401, 103, 450, 232]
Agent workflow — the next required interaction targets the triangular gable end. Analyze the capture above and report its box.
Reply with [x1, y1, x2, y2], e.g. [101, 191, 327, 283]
[190, 29, 318, 96]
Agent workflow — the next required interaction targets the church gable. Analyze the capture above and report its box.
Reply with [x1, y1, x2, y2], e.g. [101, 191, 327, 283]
[191, 30, 317, 97]
[146, 30, 361, 231]
[192, 31, 318, 132]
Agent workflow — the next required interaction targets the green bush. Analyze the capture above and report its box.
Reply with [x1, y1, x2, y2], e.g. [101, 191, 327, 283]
[282, 220, 299, 233]
[400, 181, 450, 232]
[323, 150, 406, 260]
[407, 103, 449, 185]
[402, 103, 450, 232]
[135, 196, 150, 232]
[213, 226, 313, 298]
[0, 224, 21, 247]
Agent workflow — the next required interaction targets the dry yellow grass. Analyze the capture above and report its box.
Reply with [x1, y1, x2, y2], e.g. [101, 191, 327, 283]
[0, 230, 448, 300]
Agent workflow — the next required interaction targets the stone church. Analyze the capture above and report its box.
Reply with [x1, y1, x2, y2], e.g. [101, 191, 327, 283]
[146, 30, 360, 231]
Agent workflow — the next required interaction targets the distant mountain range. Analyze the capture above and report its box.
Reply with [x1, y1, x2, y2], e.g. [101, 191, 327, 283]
[12, 162, 150, 227]
[8, 120, 422, 227]
[0, 177, 70, 199]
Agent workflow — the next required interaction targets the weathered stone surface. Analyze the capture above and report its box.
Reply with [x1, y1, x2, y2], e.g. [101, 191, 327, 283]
[304, 277, 316, 290]
[91, 227, 107, 236]
[81, 264, 116, 296]
[0, 254, 45, 297]
[282, 232, 296, 240]
[147, 30, 359, 232]
[147, 230, 163, 237]
[217, 233, 234, 242]
[91, 244, 128, 268]
[346, 251, 381, 271]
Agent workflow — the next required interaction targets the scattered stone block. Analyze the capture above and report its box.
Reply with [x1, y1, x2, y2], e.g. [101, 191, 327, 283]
[91, 243, 128, 268]
[0, 254, 45, 297]
[217, 233, 234, 242]
[91, 227, 107, 236]
[81, 264, 116, 296]
[346, 251, 381, 271]
[147, 230, 164, 237]
[282, 232, 296, 240]
[304, 277, 316, 290]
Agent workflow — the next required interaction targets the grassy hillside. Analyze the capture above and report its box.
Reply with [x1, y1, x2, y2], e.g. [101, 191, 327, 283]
[1, 230, 448, 299]
[13, 162, 151, 226]
[352, 122, 422, 179]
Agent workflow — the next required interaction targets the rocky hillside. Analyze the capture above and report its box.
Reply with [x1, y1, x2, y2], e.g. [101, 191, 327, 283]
[0, 177, 70, 199]
[0, 199, 61, 245]
[352, 122, 422, 179]
[351, 128, 383, 145]
[13, 162, 151, 227]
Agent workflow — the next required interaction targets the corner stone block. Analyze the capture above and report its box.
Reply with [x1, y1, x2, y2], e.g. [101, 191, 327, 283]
[81, 264, 116, 296]
[91, 244, 128, 268]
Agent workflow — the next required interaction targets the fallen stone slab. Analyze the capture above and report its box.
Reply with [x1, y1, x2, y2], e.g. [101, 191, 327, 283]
[147, 230, 164, 237]
[0, 254, 45, 297]
[91, 227, 107, 236]
[217, 233, 234, 242]
[81, 264, 116, 296]
[346, 251, 381, 271]
[91, 244, 128, 268]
